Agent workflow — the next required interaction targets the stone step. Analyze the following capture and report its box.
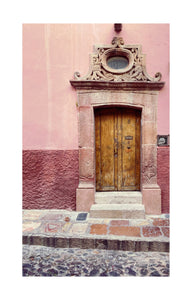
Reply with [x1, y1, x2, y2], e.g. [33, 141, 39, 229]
[90, 203, 145, 219]
[95, 192, 142, 204]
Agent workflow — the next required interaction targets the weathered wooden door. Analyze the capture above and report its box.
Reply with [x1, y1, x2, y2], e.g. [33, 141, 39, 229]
[95, 107, 141, 191]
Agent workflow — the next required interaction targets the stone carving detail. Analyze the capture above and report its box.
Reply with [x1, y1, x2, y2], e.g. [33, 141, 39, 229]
[111, 36, 124, 47]
[73, 37, 162, 83]
[142, 160, 157, 183]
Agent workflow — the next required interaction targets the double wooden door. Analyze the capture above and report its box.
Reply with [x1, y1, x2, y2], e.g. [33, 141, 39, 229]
[95, 107, 141, 191]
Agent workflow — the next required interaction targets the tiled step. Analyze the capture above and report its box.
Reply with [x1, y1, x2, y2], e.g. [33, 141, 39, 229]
[95, 192, 142, 204]
[90, 203, 145, 219]
[22, 210, 169, 252]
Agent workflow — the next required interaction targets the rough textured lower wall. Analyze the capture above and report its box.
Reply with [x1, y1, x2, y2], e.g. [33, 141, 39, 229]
[157, 147, 170, 213]
[23, 150, 79, 209]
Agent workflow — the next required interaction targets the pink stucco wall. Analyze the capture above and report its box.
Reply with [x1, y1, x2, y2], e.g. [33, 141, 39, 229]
[23, 24, 169, 150]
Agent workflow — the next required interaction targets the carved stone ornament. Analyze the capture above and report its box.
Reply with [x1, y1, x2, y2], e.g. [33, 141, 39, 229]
[70, 37, 165, 90]
[142, 160, 157, 184]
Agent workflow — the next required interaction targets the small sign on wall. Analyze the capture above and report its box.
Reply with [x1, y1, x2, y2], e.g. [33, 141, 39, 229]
[157, 135, 169, 146]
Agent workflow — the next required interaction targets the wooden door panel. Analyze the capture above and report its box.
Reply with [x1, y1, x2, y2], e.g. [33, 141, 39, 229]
[95, 108, 140, 191]
[100, 113, 115, 190]
[95, 110, 117, 191]
[119, 110, 136, 189]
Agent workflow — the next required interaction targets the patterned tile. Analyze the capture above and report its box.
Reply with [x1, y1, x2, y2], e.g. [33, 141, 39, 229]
[22, 222, 41, 232]
[69, 223, 88, 234]
[44, 223, 61, 233]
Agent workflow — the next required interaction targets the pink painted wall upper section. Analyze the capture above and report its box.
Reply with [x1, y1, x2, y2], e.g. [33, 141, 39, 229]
[23, 24, 169, 150]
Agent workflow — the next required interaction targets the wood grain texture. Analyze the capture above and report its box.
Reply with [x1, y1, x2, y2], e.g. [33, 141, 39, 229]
[95, 108, 141, 191]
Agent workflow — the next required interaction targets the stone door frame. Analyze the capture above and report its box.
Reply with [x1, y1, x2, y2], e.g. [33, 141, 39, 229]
[70, 37, 165, 214]
[72, 89, 162, 214]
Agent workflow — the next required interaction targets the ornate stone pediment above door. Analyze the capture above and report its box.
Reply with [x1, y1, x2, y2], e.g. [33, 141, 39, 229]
[70, 37, 164, 90]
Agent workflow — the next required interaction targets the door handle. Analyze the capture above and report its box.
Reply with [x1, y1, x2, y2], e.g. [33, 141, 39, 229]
[114, 147, 118, 155]
[114, 139, 118, 156]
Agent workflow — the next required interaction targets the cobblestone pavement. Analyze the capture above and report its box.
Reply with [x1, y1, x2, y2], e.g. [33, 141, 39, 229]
[23, 245, 169, 277]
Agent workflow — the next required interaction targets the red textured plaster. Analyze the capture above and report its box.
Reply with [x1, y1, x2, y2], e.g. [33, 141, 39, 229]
[157, 147, 170, 213]
[23, 150, 79, 209]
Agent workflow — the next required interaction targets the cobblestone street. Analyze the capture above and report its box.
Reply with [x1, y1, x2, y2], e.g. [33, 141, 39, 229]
[23, 245, 169, 277]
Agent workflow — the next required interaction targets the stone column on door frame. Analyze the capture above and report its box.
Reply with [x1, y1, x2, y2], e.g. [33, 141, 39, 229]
[76, 102, 95, 211]
[141, 93, 161, 214]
